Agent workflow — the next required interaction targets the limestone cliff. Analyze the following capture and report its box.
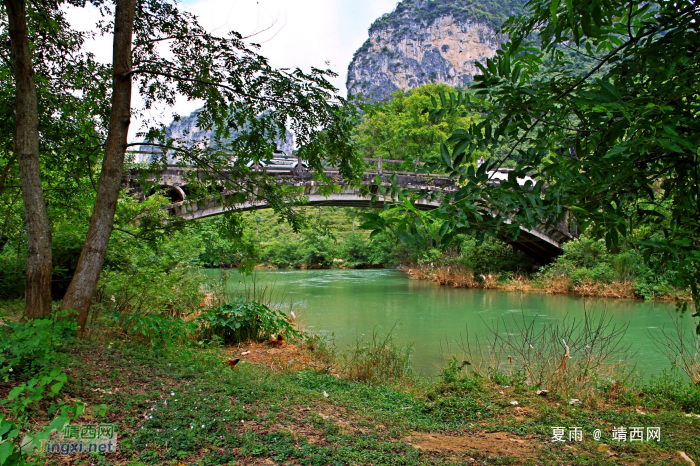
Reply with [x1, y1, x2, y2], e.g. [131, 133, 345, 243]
[347, 0, 525, 102]
[135, 109, 294, 164]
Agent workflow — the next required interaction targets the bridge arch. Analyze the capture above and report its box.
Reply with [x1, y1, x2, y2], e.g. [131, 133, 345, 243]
[126, 167, 577, 264]
[167, 187, 571, 264]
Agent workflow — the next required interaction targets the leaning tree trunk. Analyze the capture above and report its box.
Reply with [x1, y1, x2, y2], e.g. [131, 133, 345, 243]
[5, 0, 53, 319]
[59, 0, 136, 333]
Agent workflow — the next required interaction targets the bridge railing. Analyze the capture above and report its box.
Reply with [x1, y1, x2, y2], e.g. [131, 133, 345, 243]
[126, 150, 519, 182]
[125, 150, 457, 179]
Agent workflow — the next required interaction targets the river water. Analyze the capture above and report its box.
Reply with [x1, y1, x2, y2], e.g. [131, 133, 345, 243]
[202, 268, 691, 378]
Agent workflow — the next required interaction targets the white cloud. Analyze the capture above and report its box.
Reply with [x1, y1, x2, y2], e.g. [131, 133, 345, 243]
[64, 0, 398, 141]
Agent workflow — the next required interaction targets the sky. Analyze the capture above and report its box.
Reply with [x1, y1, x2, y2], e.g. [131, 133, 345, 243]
[64, 0, 399, 141]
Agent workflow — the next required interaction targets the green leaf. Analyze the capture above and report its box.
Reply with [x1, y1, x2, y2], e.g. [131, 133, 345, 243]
[599, 80, 622, 100]
[440, 142, 452, 168]
[0, 441, 14, 465]
[550, 0, 561, 20]
[7, 386, 24, 401]
[359, 221, 379, 230]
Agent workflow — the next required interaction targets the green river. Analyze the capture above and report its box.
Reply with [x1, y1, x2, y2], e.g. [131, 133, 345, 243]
[203, 268, 690, 378]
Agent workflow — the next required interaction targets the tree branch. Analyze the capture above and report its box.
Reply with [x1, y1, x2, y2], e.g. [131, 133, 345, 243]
[126, 68, 318, 109]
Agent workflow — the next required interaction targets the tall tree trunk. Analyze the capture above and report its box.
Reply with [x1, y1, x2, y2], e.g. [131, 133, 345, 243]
[59, 0, 136, 332]
[5, 0, 53, 319]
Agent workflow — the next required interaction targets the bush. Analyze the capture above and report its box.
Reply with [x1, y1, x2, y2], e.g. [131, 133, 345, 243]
[302, 234, 335, 267]
[0, 311, 77, 382]
[342, 233, 371, 267]
[113, 312, 197, 346]
[196, 298, 297, 344]
[459, 310, 632, 399]
[443, 235, 537, 275]
[0, 311, 84, 465]
[536, 234, 682, 298]
[263, 238, 305, 268]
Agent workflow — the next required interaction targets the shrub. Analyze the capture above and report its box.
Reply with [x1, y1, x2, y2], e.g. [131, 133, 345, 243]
[0, 311, 84, 464]
[459, 310, 633, 398]
[112, 312, 197, 346]
[0, 311, 77, 382]
[264, 238, 304, 268]
[302, 235, 335, 267]
[196, 298, 297, 344]
[342, 233, 371, 267]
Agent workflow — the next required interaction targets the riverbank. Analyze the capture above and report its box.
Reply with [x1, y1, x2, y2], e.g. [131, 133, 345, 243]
[402, 264, 693, 301]
[2, 333, 699, 465]
[2, 295, 700, 465]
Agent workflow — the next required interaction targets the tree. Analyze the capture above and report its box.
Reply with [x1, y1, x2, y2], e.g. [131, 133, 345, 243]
[354, 84, 481, 169]
[1, 0, 110, 315]
[3, 0, 52, 318]
[369, 0, 699, 325]
[58, 0, 361, 332]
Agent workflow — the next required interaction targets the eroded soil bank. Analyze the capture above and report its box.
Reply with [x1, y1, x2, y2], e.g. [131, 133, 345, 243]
[402, 264, 692, 301]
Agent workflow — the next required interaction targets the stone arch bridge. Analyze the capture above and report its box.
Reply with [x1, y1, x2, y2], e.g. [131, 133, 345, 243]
[124, 163, 578, 263]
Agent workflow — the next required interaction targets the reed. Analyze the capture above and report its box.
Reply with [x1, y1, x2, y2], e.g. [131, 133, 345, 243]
[454, 306, 634, 399]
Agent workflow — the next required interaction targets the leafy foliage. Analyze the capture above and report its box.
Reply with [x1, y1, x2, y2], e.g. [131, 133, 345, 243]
[340, 327, 413, 384]
[365, 0, 699, 325]
[196, 298, 297, 345]
[354, 84, 483, 169]
[0, 311, 84, 466]
[0, 311, 77, 382]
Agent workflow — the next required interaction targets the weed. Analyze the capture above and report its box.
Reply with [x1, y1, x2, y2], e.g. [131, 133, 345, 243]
[340, 325, 413, 384]
[649, 312, 700, 384]
[458, 309, 633, 399]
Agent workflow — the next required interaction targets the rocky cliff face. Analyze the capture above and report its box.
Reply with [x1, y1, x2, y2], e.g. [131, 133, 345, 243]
[347, 0, 525, 102]
[135, 109, 294, 164]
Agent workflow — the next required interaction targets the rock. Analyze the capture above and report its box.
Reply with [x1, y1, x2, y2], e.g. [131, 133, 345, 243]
[135, 108, 294, 163]
[536, 390, 549, 396]
[509, 401, 519, 406]
[347, 0, 526, 103]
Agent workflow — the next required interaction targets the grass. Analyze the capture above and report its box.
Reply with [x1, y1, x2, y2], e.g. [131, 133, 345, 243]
[2, 297, 700, 465]
[3, 332, 699, 465]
